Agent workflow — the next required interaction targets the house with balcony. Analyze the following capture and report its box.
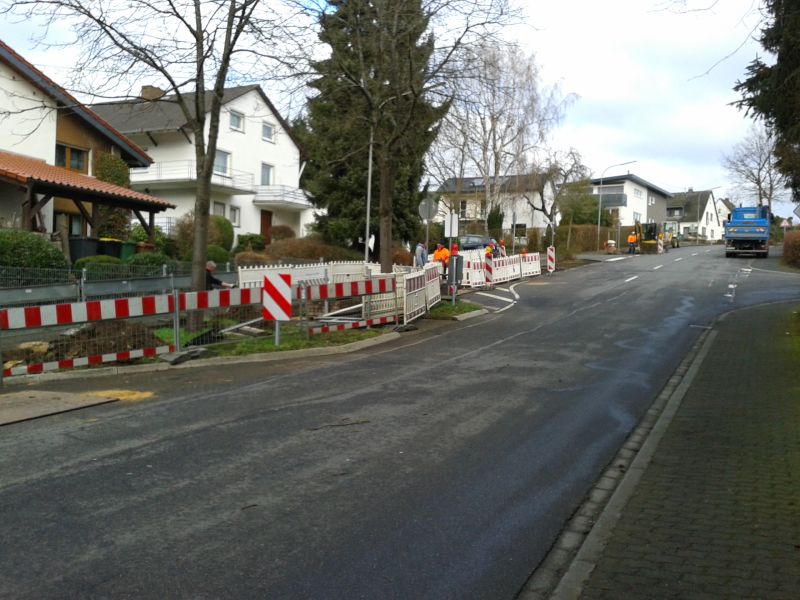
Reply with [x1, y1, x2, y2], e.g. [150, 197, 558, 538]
[666, 188, 724, 241]
[0, 39, 173, 260]
[436, 176, 552, 236]
[91, 85, 314, 244]
[590, 173, 671, 227]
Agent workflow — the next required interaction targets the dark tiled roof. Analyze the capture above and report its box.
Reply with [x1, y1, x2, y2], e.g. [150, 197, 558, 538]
[0, 39, 152, 168]
[668, 190, 712, 221]
[91, 86, 256, 134]
[0, 150, 174, 210]
[437, 174, 541, 194]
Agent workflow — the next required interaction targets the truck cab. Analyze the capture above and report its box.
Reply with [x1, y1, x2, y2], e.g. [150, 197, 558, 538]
[723, 206, 770, 258]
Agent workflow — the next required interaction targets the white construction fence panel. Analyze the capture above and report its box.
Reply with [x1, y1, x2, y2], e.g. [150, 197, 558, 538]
[424, 263, 441, 309]
[521, 253, 542, 277]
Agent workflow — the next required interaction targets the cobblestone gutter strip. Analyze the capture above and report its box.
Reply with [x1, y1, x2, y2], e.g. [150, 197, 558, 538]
[516, 328, 716, 600]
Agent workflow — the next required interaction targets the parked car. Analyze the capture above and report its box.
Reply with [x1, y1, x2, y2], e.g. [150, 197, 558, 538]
[458, 235, 498, 252]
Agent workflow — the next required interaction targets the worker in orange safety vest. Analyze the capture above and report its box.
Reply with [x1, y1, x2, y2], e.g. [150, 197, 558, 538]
[433, 242, 450, 278]
[627, 231, 637, 254]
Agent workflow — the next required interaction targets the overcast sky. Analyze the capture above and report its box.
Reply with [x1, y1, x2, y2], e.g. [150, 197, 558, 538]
[1, 0, 795, 217]
[509, 0, 795, 217]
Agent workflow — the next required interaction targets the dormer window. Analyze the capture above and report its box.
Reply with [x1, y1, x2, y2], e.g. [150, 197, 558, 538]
[230, 111, 244, 132]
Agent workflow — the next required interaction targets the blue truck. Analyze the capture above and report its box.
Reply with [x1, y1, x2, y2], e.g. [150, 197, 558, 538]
[723, 205, 770, 258]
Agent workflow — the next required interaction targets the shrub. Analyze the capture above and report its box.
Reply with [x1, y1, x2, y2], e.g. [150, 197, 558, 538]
[783, 230, 800, 267]
[173, 212, 228, 259]
[204, 245, 230, 265]
[128, 224, 170, 253]
[126, 251, 176, 272]
[210, 215, 234, 251]
[233, 233, 266, 253]
[234, 250, 273, 266]
[0, 230, 68, 270]
[393, 248, 413, 266]
[259, 237, 362, 263]
[270, 224, 296, 242]
[73, 255, 123, 281]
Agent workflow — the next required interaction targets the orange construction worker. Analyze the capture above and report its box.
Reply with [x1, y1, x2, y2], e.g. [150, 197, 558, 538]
[433, 242, 450, 278]
[497, 239, 507, 257]
[627, 231, 637, 254]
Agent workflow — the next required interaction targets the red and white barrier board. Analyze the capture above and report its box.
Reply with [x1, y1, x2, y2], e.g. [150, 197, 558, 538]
[3, 345, 174, 378]
[308, 315, 397, 336]
[547, 246, 556, 273]
[262, 274, 292, 321]
[296, 276, 395, 301]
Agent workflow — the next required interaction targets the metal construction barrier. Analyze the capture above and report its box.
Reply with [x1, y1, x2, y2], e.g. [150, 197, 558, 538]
[521, 253, 542, 277]
[0, 288, 261, 378]
[461, 250, 487, 288]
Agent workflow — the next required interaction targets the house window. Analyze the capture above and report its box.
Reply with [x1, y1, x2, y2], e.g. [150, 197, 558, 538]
[213, 202, 226, 217]
[633, 211, 642, 223]
[262, 122, 275, 142]
[261, 163, 273, 186]
[229, 206, 240, 227]
[634, 188, 642, 198]
[55, 144, 88, 174]
[479, 200, 487, 219]
[213, 150, 230, 175]
[230, 111, 244, 132]
[459, 200, 467, 219]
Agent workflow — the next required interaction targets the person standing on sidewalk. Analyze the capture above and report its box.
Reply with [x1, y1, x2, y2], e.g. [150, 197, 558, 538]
[433, 242, 450, 279]
[627, 231, 637, 254]
[414, 241, 428, 267]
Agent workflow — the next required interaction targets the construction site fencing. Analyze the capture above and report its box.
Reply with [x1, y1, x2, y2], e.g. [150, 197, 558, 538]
[0, 262, 237, 308]
[0, 288, 264, 380]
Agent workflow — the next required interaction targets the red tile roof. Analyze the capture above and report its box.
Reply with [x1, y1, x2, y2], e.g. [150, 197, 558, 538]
[0, 151, 174, 210]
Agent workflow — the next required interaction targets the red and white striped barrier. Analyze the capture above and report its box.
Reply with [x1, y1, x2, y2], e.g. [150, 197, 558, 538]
[3, 345, 174, 378]
[262, 274, 292, 321]
[521, 253, 542, 277]
[296, 276, 396, 301]
[1, 288, 261, 331]
[308, 315, 397, 336]
[484, 254, 493, 286]
[547, 246, 556, 273]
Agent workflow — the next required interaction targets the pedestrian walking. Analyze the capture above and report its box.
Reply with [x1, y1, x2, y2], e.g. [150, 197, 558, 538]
[497, 239, 507, 257]
[414, 241, 428, 267]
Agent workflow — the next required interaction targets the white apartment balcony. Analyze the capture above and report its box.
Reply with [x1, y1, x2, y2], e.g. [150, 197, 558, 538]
[130, 160, 254, 195]
[253, 185, 313, 211]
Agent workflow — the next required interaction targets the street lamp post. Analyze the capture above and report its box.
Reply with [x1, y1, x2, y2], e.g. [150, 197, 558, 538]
[596, 160, 637, 251]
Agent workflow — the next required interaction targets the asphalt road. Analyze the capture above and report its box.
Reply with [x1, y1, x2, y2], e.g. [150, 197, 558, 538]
[1, 245, 797, 600]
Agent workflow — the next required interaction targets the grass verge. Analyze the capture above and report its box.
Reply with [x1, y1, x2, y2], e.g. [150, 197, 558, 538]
[428, 299, 482, 319]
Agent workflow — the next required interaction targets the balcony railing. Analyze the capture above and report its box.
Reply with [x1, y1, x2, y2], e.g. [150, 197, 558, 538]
[253, 185, 312, 209]
[130, 160, 254, 193]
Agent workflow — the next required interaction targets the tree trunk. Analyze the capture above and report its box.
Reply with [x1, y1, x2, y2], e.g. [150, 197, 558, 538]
[378, 151, 396, 273]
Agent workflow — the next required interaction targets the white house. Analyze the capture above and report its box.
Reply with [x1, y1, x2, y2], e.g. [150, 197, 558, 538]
[436, 176, 553, 235]
[92, 85, 315, 244]
[666, 189, 724, 241]
[590, 173, 671, 227]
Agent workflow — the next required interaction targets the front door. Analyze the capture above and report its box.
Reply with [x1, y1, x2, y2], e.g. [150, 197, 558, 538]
[260, 210, 273, 244]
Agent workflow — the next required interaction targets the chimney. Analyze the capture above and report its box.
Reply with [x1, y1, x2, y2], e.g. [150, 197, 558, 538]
[139, 85, 166, 101]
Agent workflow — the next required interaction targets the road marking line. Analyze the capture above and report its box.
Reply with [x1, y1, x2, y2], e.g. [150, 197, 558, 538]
[692, 252, 698, 256]
[606, 257, 627, 262]
[475, 292, 515, 304]
[705, 249, 711, 253]
[674, 257, 683, 262]
[653, 265, 663, 270]
[625, 276, 639, 283]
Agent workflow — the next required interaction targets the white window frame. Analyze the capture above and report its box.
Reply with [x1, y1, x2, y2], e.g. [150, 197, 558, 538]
[229, 206, 241, 227]
[261, 162, 274, 186]
[213, 150, 230, 175]
[230, 111, 245, 132]
[213, 202, 226, 217]
[459, 200, 467, 219]
[262, 122, 275, 142]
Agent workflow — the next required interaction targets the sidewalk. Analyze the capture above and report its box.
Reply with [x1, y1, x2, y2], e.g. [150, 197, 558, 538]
[557, 302, 800, 599]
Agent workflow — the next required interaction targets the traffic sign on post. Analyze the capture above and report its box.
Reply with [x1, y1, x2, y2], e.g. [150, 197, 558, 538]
[262, 274, 292, 321]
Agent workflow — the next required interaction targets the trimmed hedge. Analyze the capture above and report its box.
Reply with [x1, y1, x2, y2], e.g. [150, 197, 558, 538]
[0, 230, 68, 270]
[126, 251, 176, 271]
[73, 255, 122, 269]
[783, 230, 800, 267]
[233, 233, 266, 253]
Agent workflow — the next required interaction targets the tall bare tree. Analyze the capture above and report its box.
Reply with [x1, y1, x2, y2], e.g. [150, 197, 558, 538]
[5, 0, 304, 290]
[722, 122, 786, 216]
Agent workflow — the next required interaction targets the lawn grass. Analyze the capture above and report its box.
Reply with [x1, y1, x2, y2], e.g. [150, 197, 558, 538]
[428, 299, 482, 319]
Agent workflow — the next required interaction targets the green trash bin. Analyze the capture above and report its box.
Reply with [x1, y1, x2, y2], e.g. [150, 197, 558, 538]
[120, 241, 137, 261]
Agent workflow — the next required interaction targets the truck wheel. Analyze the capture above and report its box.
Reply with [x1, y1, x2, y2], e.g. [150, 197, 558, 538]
[726, 251, 735, 258]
